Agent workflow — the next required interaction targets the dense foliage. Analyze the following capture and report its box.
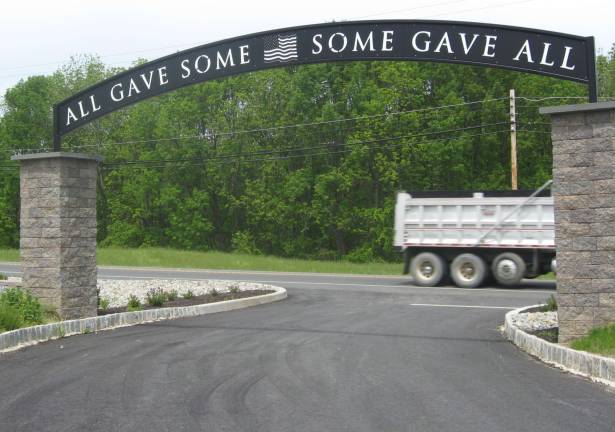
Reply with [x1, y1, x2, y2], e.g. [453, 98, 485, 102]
[0, 287, 45, 331]
[1, 46, 614, 261]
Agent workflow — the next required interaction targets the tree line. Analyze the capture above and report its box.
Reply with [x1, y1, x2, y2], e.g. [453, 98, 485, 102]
[1, 45, 614, 261]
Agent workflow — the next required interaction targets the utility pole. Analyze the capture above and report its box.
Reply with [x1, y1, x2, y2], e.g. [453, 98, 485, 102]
[509, 89, 518, 190]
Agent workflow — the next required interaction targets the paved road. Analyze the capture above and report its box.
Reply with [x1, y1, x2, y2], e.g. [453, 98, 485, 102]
[0, 264, 613, 432]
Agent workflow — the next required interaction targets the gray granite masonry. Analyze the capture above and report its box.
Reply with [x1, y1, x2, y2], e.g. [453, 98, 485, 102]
[540, 101, 615, 343]
[11, 152, 102, 320]
[504, 305, 615, 387]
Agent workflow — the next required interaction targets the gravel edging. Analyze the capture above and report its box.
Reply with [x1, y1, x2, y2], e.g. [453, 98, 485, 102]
[0, 284, 286, 354]
[504, 305, 615, 387]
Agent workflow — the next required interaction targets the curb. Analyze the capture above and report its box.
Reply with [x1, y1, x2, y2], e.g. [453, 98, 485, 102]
[504, 305, 615, 388]
[0, 286, 286, 354]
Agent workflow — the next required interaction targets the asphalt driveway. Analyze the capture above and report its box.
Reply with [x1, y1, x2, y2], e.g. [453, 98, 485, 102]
[0, 267, 613, 432]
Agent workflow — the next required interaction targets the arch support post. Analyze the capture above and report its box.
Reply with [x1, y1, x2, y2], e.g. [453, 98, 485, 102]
[11, 152, 102, 320]
[540, 102, 615, 343]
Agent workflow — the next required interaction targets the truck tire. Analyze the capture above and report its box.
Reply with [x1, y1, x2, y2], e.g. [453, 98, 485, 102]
[492, 252, 526, 286]
[450, 253, 487, 288]
[410, 252, 447, 287]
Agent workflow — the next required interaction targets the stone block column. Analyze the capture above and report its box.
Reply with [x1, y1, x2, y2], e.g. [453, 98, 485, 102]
[540, 102, 615, 343]
[11, 152, 102, 320]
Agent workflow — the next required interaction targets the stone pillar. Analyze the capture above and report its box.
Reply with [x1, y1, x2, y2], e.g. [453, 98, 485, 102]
[11, 152, 102, 320]
[540, 102, 615, 343]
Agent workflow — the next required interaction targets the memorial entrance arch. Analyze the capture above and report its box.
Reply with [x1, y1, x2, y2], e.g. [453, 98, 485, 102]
[14, 21, 608, 342]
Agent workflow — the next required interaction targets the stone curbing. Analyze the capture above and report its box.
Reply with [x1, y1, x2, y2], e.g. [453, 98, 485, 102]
[0, 285, 286, 353]
[504, 305, 615, 387]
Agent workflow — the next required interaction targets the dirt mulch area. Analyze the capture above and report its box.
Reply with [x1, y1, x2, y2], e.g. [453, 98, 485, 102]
[98, 290, 275, 316]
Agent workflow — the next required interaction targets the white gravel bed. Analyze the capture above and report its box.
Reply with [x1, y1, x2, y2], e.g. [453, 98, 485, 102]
[98, 279, 276, 308]
[510, 310, 558, 332]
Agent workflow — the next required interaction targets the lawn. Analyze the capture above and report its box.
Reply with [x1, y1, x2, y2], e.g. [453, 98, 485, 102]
[571, 323, 615, 357]
[0, 247, 402, 276]
[0, 249, 18, 262]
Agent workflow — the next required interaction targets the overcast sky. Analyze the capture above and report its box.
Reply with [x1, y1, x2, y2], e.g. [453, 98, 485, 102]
[1, 0, 614, 99]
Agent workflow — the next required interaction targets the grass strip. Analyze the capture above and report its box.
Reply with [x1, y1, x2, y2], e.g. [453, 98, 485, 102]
[1, 247, 402, 275]
[570, 323, 615, 357]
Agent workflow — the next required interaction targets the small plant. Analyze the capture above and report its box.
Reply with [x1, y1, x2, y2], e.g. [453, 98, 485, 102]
[0, 303, 23, 332]
[209, 287, 219, 297]
[542, 294, 558, 312]
[166, 290, 178, 301]
[182, 290, 195, 299]
[228, 285, 240, 294]
[83, 327, 93, 334]
[99, 298, 110, 311]
[0, 273, 7, 281]
[43, 304, 60, 323]
[0, 287, 43, 325]
[146, 288, 166, 307]
[127, 294, 142, 311]
[55, 326, 66, 338]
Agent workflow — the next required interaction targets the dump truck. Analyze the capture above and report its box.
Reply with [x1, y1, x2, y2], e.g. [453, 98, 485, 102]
[393, 186, 555, 288]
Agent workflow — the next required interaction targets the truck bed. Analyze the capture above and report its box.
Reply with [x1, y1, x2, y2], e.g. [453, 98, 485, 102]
[394, 192, 555, 250]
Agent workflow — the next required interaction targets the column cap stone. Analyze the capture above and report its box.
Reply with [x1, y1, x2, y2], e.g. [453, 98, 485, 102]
[539, 101, 615, 115]
[11, 152, 103, 162]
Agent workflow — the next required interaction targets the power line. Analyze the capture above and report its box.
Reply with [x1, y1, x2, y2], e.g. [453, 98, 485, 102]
[516, 96, 587, 102]
[102, 130, 510, 170]
[69, 97, 510, 150]
[516, 128, 552, 135]
[102, 122, 509, 166]
[102, 126, 509, 169]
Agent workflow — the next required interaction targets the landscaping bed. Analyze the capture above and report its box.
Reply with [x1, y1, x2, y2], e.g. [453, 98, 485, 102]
[2, 278, 283, 337]
[98, 289, 274, 315]
[504, 303, 615, 387]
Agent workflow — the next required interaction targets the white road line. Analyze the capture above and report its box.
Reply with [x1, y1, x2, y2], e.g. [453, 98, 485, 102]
[1, 267, 554, 294]
[97, 265, 407, 279]
[93, 276, 552, 294]
[410, 303, 518, 309]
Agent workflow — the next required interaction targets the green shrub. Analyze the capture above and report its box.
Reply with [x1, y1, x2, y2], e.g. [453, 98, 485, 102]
[182, 290, 195, 299]
[231, 231, 261, 255]
[344, 244, 378, 264]
[0, 273, 7, 280]
[209, 287, 219, 297]
[0, 303, 23, 331]
[0, 287, 43, 325]
[127, 294, 142, 311]
[99, 298, 110, 311]
[146, 288, 166, 306]
[166, 290, 178, 301]
[228, 285, 240, 294]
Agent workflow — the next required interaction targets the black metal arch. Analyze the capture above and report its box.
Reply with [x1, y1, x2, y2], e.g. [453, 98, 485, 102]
[54, 19, 597, 149]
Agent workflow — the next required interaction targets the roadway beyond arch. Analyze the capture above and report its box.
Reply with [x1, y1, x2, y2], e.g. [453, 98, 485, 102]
[54, 20, 597, 148]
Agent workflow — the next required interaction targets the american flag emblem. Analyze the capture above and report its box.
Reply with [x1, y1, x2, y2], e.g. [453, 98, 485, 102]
[263, 33, 298, 63]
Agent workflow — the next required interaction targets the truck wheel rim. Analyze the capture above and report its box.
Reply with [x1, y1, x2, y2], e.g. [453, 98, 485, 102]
[419, 261, 434, 278]
[460, 262, 476, 280]
[496, 259, 517, 279]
